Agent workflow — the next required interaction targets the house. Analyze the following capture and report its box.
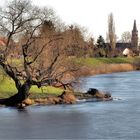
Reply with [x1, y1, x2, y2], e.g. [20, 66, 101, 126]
[123, 48, 133, 56]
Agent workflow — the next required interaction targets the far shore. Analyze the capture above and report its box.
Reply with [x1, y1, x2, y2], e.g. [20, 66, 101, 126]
[79, 63, 135, 77]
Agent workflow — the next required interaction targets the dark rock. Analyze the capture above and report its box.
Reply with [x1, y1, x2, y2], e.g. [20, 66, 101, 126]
[85, 88, 112, 100]
[86, 88, 104, 98]
[86, 88, 99, 95]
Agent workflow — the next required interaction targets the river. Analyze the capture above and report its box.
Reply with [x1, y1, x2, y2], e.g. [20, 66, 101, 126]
[0, 71, 140, 139]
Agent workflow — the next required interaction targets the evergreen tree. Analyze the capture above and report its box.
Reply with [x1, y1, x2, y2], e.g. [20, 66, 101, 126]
[97, 35, 106, 48]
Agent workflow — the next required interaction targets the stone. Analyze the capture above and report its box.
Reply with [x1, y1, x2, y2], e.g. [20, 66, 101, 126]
[86, 88, 99, 95]
[47, 97, 62, 104]
[22, 98, 34, 105]
[59, 91, 77, 104]
[86, 88, 112, 99]
[34, 98, 49, 104]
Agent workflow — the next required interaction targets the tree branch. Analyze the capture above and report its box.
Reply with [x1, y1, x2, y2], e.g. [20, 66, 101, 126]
[27, 37, 62, 65]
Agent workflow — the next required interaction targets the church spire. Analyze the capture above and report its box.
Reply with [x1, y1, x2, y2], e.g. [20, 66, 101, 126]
[131, 20, 138, 50]
[133, 20, 137, 32]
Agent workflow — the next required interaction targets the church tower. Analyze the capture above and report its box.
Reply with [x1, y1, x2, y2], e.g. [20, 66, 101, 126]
[131, 20, 138, 50]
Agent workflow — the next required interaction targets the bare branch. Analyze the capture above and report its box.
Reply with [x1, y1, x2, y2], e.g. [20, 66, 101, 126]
[27, 37, 62, 65]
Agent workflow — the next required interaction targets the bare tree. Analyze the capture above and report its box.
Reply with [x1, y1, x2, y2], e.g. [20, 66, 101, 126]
[0, 0, 77, 106]
[121, 31, 131, 43]
[61, 25, 87, 57]
[107, 13, 116, 50]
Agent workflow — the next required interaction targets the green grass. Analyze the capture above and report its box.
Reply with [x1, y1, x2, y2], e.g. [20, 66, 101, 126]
[0, 78, 17, 98]
[7, 58, 23, 64]
[76, 57, 135, 66]
[0, 77, 63, 99]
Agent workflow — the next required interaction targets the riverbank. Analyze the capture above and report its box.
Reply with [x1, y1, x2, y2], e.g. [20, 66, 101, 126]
[0, 57, 138, 101]
[21, 88, 113, 107]
[78, 63, 135, 76]
[75, 57, 137, 76]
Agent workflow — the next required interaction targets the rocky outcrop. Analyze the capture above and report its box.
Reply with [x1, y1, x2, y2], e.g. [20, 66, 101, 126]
[22, 98, 34, 105]
[75, 88, 112, 101]
[58, 91, 77, 104]
[34, 97, 62, 105]
[34, 91, 77, 105]
[20, 88, 112, 106]
[47, 96, 62, 104]
[86, 88, 111, 98]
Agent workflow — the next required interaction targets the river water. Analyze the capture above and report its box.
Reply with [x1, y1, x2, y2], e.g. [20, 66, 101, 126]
[0, 71, 140, 139]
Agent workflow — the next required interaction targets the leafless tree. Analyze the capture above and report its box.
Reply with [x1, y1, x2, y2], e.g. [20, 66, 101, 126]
[121, 31, 131, 43]
[107, 13, 116, 50]
[61, 25, 88, 57]
[0, 0, 77, 106]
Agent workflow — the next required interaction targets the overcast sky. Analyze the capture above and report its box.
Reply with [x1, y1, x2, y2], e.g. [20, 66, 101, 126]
[1, 0, 140, 40]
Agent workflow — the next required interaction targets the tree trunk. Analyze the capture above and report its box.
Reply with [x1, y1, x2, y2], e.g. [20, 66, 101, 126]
[0, 82, 31, 106]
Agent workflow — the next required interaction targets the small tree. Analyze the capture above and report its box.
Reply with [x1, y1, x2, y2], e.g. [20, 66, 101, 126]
[87, 37, 95, 57]
[97, 35, 106, 48]
[61, 25, 86, 57]
[95, 35, 112, 57]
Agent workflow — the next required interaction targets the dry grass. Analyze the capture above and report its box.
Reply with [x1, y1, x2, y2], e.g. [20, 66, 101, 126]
[78, 64, 134, 76]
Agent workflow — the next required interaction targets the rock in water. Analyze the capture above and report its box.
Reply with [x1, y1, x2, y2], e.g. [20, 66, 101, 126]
[86, 88, 98, 95]
[86, 88, 104, 98]
[86, 88, 112, 100]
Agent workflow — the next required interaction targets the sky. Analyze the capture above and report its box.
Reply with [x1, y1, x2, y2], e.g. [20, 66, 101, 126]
[1, 0, 140, 40]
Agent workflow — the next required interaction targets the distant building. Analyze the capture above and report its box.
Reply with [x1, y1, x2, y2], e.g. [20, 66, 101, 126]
[116, 20, 139, 51]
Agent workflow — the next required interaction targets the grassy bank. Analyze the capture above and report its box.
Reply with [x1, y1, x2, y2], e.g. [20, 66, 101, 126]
[75, 57, 136, 76]
[76, 57, 135, 66]
[0, 77, 63, 99]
